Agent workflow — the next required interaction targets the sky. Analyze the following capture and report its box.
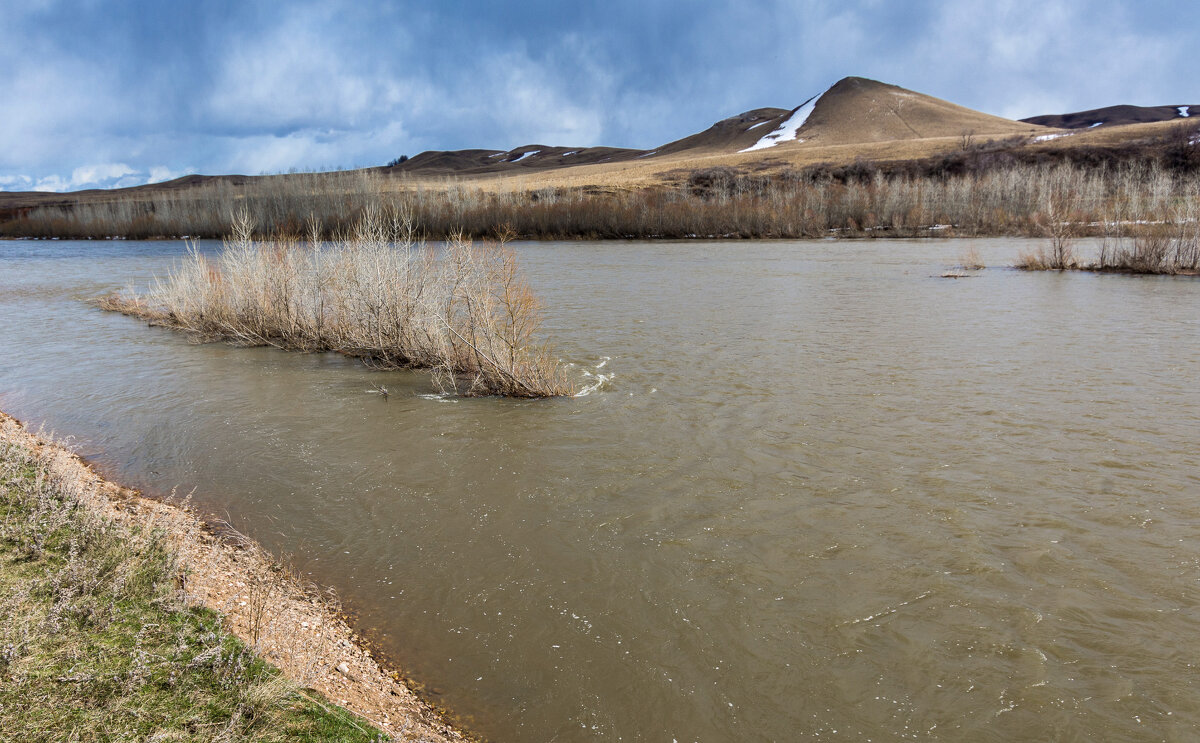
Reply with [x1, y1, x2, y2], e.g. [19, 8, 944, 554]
[3, 0, 1196, 192]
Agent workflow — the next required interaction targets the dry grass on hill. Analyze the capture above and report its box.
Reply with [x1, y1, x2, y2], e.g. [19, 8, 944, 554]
[3, 77, 1200, 242]
[791, 77, 1040, 147]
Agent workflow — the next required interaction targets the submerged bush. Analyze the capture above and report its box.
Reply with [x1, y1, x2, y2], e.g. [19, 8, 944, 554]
[100, 209, 575, 398]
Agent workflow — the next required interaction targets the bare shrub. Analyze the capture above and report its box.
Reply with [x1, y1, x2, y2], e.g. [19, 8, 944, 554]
[7, 150, 1200, 244]
[99, 208, 575, 397]
[1031, 182, 1079, 269]
[245, 574, 276, 651]
[957, 245, 985, 270]
[1013, 248, 1052, 271]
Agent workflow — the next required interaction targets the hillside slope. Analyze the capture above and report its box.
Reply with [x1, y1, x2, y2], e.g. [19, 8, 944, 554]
[793, 77, 1039, 146]
[382, 77, 1043, 179]
[1022, 104, 1197, 129]
[387, 145, 646, 175]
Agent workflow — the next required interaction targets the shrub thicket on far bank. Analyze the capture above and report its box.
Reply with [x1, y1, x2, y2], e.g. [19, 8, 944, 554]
[1014, 187, 1200, 274]
[99, 210, 575, 398]
[4, 124, 1200, 242]
[0, 426, 383, 742]
[2, 162, 1196, 242]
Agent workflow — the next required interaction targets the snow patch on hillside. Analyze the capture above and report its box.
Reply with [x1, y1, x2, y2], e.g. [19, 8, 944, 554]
[740, 93, 821, 152]
[511, 150, 540, 162]
[746, 120, 771, 131]
[1034, 132, 1073, 142]
[1179, 106, 1191, 118]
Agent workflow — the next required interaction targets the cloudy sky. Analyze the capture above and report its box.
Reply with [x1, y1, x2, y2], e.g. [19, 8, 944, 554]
[2, 0, 1194, 192]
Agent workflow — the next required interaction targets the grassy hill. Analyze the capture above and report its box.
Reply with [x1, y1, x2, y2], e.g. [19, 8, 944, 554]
[2, 76, 1198, 240]
[1023, 103, 1198, 129]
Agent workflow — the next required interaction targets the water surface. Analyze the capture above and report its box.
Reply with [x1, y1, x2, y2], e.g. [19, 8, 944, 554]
[2, 238, 1199, 741]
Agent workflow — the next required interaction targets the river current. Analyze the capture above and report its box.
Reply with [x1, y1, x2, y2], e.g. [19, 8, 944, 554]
[2, 238, 1198, 741]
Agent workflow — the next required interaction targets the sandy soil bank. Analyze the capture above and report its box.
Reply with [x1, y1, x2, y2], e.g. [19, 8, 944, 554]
[0, 410, 468, 742]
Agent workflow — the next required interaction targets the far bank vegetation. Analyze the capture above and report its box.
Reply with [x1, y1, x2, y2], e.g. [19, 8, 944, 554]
[4, 124, 1200, 243]
[1014, 180, 1200, 274]
[99, 210, 575, 398]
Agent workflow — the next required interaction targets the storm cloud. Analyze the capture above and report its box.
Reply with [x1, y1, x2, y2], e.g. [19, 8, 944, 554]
[3, 0, 1194, 191]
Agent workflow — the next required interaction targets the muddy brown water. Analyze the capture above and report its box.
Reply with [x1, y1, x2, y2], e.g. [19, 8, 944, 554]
[2, 238, 1199, 741]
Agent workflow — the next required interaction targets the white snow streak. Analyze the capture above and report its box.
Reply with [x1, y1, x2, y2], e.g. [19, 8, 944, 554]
[746, 120, 770, 131]
[1179, 106, 1191, 118]
[511, 150, 540, 162]
[740, 93, 820, 152]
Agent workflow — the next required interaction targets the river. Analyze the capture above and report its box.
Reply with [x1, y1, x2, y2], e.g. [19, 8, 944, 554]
[2, 238, 1199, 741]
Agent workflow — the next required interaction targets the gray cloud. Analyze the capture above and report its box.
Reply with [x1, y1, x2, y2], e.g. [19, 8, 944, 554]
[3, 0, 1196, 191]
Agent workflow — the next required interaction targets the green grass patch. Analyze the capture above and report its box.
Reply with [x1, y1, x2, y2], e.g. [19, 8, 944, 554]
[0, 438, 385, 742]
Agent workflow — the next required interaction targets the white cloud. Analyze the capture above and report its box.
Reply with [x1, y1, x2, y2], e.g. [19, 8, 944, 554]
[70, 163, 135, 187]
[911, 0, 1183, 118]
[25, 162, 187, 192]
[2, 0, 1198, 188]
[0, 174, 33, 190]
[32, 175, 71, 193]
[217, 120, 412, 175]
[206, 7, 430, 132]
[148, 166, 190, 184]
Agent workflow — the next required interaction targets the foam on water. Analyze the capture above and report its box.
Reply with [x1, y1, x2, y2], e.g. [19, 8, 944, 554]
[574, 357, 614, 397]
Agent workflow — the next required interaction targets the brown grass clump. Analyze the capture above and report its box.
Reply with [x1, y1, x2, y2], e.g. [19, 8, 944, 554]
[100, 209, 575, 398]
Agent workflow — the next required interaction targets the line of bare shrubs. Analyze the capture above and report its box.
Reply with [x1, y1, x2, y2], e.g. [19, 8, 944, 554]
[98, 208, 575, 397]
[384, 161, 1199, 240]
[1016, 196, 1200, 274]
[5, 125, 1200, 241]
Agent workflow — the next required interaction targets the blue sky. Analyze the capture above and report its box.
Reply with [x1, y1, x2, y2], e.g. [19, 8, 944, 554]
[2, 0, 1194, 192]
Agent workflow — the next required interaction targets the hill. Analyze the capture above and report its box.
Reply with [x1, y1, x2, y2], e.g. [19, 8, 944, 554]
[388, 145, 646, 175]
[791, 77, 1038, 146]
[386, 77, 1043, 176]
[1022, 104, 1197, 129]
[5, 75, 1193, 214]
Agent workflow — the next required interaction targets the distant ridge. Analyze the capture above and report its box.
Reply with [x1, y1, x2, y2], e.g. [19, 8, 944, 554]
[13, 75, 1175, 202]
[387, 145, 644, 175]
[1022, 104, 1198, 129]
[653, 107, 792, 155]
[384, 76, 1041, 177]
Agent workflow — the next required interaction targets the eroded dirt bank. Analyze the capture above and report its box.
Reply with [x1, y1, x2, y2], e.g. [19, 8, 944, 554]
[0, 410, 469, 742]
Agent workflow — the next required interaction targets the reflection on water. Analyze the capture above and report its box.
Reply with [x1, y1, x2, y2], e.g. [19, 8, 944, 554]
[2, 238, 1199, 741]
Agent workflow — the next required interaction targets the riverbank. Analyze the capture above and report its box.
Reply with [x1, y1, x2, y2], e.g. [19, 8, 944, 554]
[0, 410, 466, 742]
[3, 149, 1199, 242]
[1014, 230, 1200, 274]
